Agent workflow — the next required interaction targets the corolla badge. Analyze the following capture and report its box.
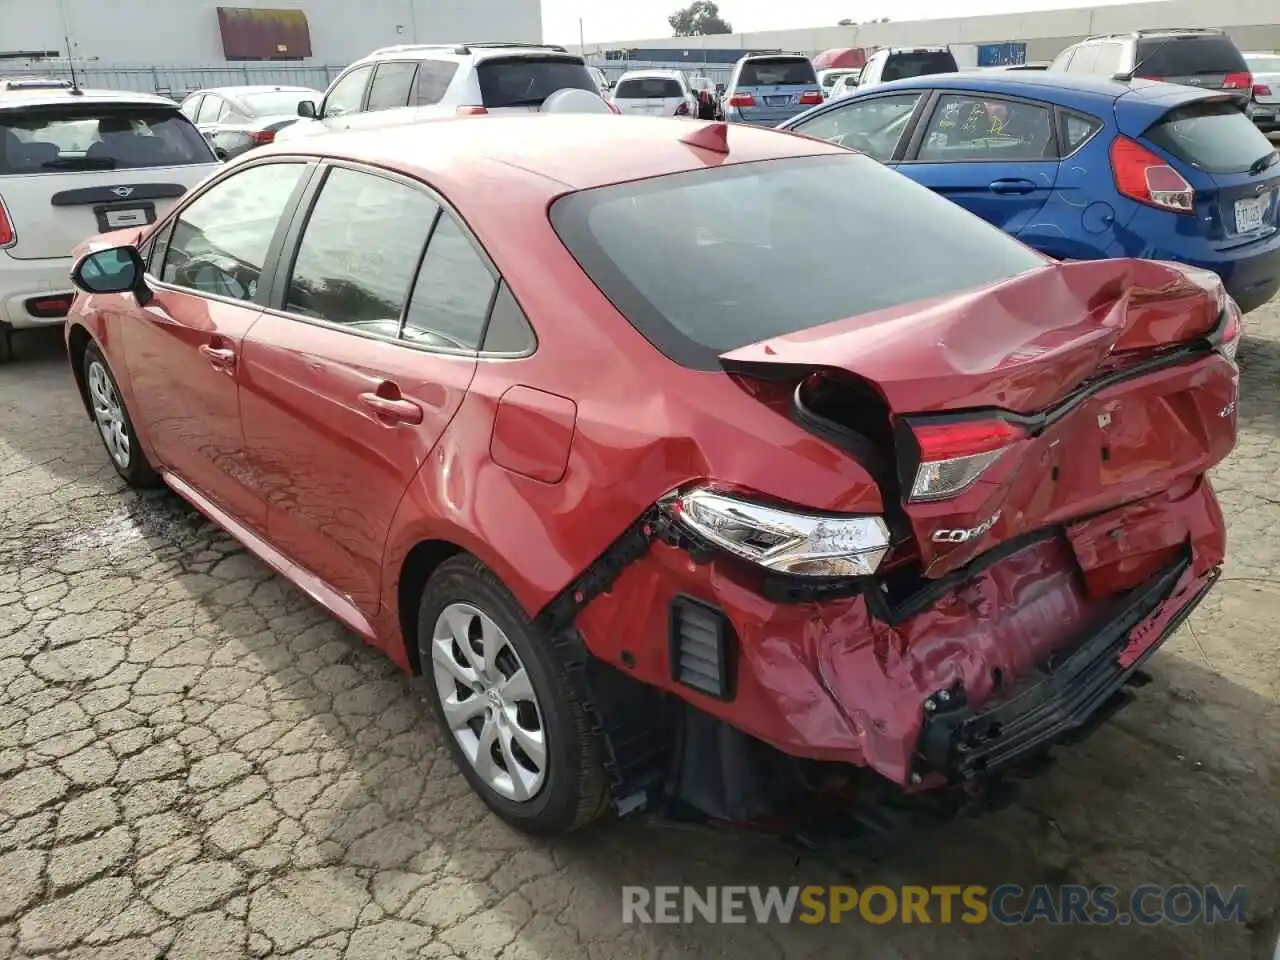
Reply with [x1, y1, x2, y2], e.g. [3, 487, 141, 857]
[932, 511, 1002, 544]
[111, 186, 135, 198]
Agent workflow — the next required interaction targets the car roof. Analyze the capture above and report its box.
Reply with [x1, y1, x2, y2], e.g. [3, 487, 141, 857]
[618, 69, 683, 80]
[196, 85, 318, 97]
[1083, 28, 1225, 41]
[259, 114, 842, 195]
[0, 87, 178, 109]
[361, 43, 578, 65]
[868, 70, 1228, 107]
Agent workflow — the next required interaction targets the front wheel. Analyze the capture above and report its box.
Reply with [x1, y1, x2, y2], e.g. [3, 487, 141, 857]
[418, 555, 609, 835]
[83, 341, 160, 488]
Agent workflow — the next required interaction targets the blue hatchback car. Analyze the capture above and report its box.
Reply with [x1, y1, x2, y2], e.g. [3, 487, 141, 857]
[779, 72, 1280, 312]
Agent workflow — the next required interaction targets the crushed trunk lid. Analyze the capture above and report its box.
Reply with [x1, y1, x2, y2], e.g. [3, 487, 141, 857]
[721, 258, 1238, 577]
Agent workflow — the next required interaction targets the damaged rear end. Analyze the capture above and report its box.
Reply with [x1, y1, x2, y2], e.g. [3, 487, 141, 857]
[696, 258, 1239, 786]
[547, 150, 1239, 817]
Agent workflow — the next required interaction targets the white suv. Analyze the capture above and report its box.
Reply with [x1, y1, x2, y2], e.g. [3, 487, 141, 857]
[276, 41, 613, 142]
[0, 79, 220, 361]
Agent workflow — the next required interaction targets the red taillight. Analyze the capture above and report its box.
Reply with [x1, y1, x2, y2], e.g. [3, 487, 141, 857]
[1223, 71, 1252, 90]
[25, 295, 72, 318]
[1110, 136, 1195, 214]
[456, 105, 488, 116]
[728, 93, 755, 108]
[909, 419, 1025, 502]
[1254, 83, 1273, 97]
[675, 101, 690, 116]
[251, 129, 275, 145]
[799, 90, 823, 105]
[0, 197, 14, 247]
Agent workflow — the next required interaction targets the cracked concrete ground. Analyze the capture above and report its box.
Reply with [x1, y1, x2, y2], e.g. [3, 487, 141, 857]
[1, 300, 1279, 960]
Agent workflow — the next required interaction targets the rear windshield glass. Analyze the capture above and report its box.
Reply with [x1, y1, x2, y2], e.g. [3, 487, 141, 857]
[237, 90, 318, 115]
[477, 56, 596, 108]
[551, 154, 1046, 369]
[1246, 54, 1280, 74]
[738, 58, 817, 86]
[0, 105, 214, 174]
[882, 51, 958, 82]
[1134, 36, 1247, 76]
[615, 78, 684, 99]
[1145, 101, 1276, 174]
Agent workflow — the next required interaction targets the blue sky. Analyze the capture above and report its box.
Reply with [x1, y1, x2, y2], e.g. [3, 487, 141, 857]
[541, 0, 1138, 44]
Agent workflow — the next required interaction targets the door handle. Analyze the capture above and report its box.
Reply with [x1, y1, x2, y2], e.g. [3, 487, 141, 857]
[199, 344, 236, 368]
[989, 178, 1037, 195]
[359, 391, 423, 425]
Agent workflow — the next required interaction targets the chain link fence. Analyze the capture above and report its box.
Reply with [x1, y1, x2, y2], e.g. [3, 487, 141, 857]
[0, 63, 343, 101]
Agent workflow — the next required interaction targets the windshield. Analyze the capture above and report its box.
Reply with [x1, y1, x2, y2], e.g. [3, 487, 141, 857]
[0, 104, 215, 173]
[739, 58, 817, 86]
[883, 51, 958, 82]
[477, 56, 596, 108]
[551, 154, 1046, 369]
[238, 90, 320, 115]
[615, 78, 684, 99]
[1145, 101, 1277, 174]
[1134, 37, 1247, 75]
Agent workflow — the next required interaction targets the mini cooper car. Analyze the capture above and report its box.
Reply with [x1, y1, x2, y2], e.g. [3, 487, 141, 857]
[65, 115, 1237, 834]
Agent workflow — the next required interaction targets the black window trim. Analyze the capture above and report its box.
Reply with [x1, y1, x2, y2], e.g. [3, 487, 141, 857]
[142, 156, 319, 311]
[898, 87, 1062, 164]
[262, 157, 533, 360]
[789, 89, 931, 164]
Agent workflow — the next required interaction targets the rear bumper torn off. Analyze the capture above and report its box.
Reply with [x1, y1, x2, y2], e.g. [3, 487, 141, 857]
[914, 553, 1217, 783]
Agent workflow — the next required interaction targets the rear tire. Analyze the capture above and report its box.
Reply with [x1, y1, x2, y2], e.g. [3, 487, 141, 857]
[0, 327, 12, 364]
[417, 555, 610, 835]
[83, 341, 161, 488]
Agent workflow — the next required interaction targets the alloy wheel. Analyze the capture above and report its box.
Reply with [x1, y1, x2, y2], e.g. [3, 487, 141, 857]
[430, 602, 548, 802]
[87, 360, 130, 469]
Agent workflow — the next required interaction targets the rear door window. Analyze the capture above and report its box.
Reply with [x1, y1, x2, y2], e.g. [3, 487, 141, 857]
[1145, 101, 1276, 174]
[1092, 42, 1125, 76]
[366, 61, 418, 112]
[917, 94, 1054, 162]
[1134, 36, 1247, 75]
[615, 78, 684, 99]
[882, 51, 957, 82]
[285, 167, 439, 336]
[403, 213, 498, 351]
[738, 58, 817, 86]
[550, 154, 1045, 368]
[0, 105, 215, 174]
[415, 61, 459, 105]
[1060, 111, 1103, 154]
[476, 56, 596, 108]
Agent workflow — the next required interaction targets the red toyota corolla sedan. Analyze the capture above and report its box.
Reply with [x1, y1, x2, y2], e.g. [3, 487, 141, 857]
[64, 114, 1239, 835]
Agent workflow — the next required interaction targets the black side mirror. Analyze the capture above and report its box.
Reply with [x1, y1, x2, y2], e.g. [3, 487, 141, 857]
[297, 100, 317, 119]
[214, 147, 229, 161]
[72, 246, 151, 304]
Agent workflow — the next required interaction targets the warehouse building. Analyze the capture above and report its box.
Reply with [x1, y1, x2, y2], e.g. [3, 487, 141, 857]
[0, 0, 542, 96]
[574, 0, 1280, 82]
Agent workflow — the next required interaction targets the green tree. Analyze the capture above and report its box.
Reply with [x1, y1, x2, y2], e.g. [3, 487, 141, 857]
[668, 1, 733, 37]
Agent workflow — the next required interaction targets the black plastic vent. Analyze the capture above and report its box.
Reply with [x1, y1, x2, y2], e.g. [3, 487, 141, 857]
[669, 595, 736, 701]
